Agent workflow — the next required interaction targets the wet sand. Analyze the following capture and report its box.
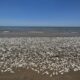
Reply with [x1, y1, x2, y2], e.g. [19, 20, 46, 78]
[0, 31, 80, 37]
[0, 69, 80, 80]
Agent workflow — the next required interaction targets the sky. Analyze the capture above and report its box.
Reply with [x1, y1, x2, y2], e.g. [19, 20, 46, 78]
[0, 0, 80, 26]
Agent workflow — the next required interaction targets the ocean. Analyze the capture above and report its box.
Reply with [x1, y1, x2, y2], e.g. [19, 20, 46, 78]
[0, 27, 80, 37]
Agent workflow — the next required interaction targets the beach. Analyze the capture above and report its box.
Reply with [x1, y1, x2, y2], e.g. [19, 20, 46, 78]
[0, 37, 80, 80]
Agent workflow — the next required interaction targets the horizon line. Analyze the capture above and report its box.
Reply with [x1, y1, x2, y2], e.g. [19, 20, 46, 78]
[0, 26, 80, 27]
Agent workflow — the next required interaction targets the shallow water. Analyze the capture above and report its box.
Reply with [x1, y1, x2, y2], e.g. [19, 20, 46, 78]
[0, 27, 80, 37]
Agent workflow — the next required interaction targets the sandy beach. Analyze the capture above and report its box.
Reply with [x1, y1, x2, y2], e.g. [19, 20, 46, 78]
[0, 37, 80, 80]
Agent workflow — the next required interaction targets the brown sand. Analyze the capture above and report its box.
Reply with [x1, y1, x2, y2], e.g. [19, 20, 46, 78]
[0, 69, 80, 80]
